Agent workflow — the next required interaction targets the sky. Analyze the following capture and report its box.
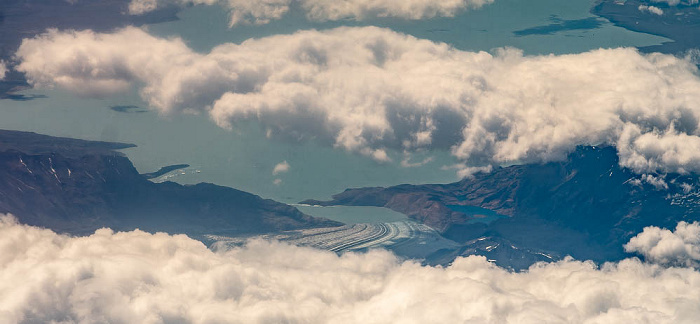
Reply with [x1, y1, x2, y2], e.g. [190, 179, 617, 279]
[2, 0, 700, 323]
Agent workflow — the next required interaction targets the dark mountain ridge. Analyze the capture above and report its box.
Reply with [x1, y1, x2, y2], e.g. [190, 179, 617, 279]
[592, 0, 700, 54]
[303, 146, 699, 264]
[0, 130, 341, 236]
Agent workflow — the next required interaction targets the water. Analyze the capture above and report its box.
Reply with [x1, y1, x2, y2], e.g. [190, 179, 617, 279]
[0, 88, 459, 203]
[446, 205, 507, 224]
[0, 0, 671, 206]
[147, 0, 669, 55]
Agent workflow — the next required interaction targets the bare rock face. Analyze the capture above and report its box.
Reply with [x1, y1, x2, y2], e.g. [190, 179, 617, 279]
[0, 130, 341, 236]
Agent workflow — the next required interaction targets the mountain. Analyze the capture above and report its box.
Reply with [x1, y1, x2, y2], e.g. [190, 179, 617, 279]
[0, 129, 341, 236]
[592, 0, 700, 54]
[302, 146, 700, 266]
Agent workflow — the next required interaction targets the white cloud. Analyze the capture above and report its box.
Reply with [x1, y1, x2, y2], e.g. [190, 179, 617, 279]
[457, 164, 493, 178]
[649, 0, 699, 6]
[2, 214, 700, 323]
[128, 0, 161, 14]
[272, 160, 290, 175]
[640, 173, 669, 190]
[129, 0, 289, 26]
[127, 0, 492, 26]
[625, 221, 700, 267]
[400, 155, 434, 168]
[301, 0, 494, 21]
[681, 182, 694, 193]
[15, 27, 700, 173]
[0, 61, 7, 81]
[638, 4, 664, 15]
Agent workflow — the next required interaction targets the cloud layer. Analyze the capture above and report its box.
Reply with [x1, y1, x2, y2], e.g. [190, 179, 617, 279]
[1, 214, 700, 323]
[625, 221, 700, 267]
[15, 27, 700, 174]
[127, 0, 492, 26]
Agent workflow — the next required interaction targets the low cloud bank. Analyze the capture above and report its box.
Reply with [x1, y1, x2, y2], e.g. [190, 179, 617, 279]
[126, 0, 493, 26]
[1, 214, 700, 323]
[625, 221, 700, 267]
[15, 26, 700, 174]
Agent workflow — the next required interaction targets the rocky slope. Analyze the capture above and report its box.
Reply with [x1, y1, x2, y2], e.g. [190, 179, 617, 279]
[0, 129, 341, 236]
[303, 146, 700, 264]
[592, 0, 700, 54]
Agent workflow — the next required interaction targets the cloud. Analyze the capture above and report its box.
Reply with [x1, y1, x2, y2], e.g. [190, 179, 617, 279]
[0, 61, 7, 81]
[272, 161, 289, 185]
[638, 5, 664, 15]
[300, 0, 494, 21]
[272, 160, 290, 175]
[648, 0, 699, 6]
[625, 221, 700, 267]
[128, 0, 161, 15]
[640, 173, 669, 190]
[400, 155, 434, 168]
[457, 164, 493, 178]
[126, 0, 492, 26]
[2, 214, 700, 323]
[15, 27, 700, 174]
[681, 182, 694, 193]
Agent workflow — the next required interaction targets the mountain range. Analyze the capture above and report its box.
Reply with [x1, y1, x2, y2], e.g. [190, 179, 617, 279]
[4, 128, 698, 269]
[303, 146, 700, 267]
[0, 129, 341, 237]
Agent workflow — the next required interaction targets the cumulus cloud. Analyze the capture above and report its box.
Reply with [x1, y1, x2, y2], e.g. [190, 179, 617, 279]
[2, 214, 700, 323]
[638, 4, 664, 15]
[15, 27, 700, 174]
[272, 160, 290, 175]
[272, 161, 289, 185]
[625, 221, 700, 267]
[0, 61, 7, 81]
[129, 0, 290, 26]
[127, 0, 492, 26]
[300, 0, 493, 21]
